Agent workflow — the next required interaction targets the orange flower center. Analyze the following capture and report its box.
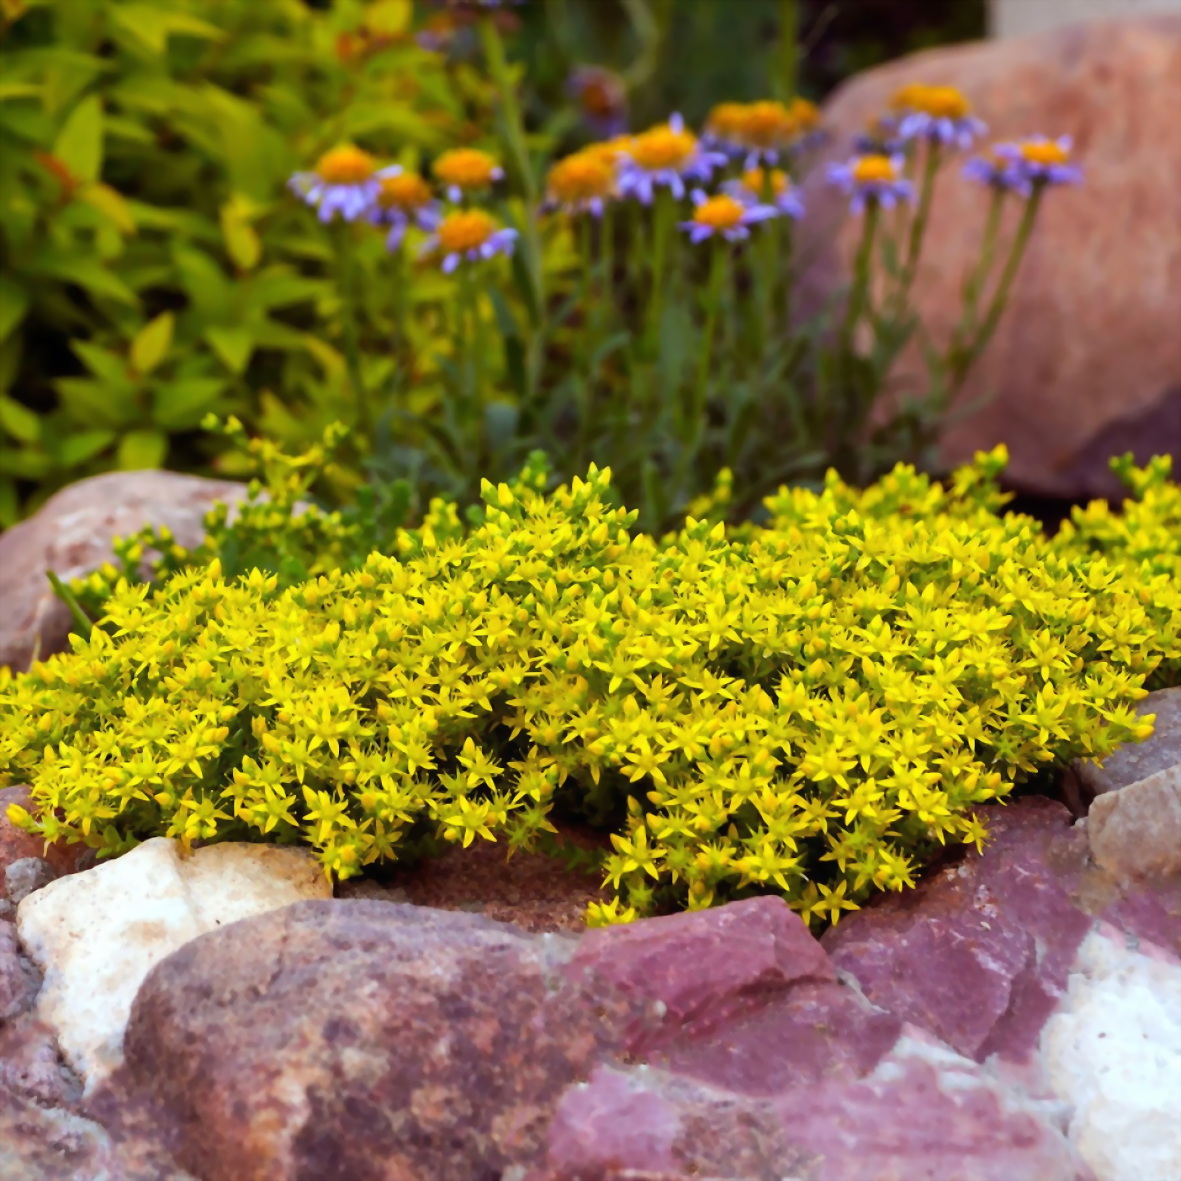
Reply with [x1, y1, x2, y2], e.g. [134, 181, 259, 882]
[437, 209, 497, 254]
[742, 167, 789, 197]
[790, 97, 820, 129]
[693, 194, 746, 231]
[582, 136, 633, 166]
[1020, 140, 1070, 166]
[736, 100, 796, 148]
[852, 154, 899, 184]
[433, 148, 500, 191]
[891, 83, 970, 120]
[706, 102, 749, 140]
[628, 124, 698, 171]
[546, 152, 615, 203]
[378, 173, 432, 211]
[314, 145, 377, 185]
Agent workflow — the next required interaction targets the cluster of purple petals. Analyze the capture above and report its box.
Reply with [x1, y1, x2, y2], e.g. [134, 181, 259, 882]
[679, 190, 781, 245]
[427, 227, 519, 273]
[722, 178, 804, 221]
[826, 156, 914, 213]
[616, 114, 729, 204]
[963, 137, 1083, 197]
[288, 166, 401, 225]
[897, 110, 988, 150]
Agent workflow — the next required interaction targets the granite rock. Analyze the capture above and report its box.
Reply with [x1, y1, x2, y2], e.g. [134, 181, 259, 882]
[1087, 765, 1181, 884]
[1041, 925, 1181, 1181]
[796, 15, 1181, 498]
[0, 920, 40, 1023]
[0, 469, 251, 673]
[15, 837, 331, 1091]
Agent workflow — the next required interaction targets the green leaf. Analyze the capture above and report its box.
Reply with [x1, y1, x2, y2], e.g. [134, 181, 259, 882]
[32, 253, 138, 306]
[0, 276, 29, 343]
[205, 326, 254, 374]
[0, 394, 40, 444]
[77, 182, 136, 235]
[152, 377, 226, 430]
[53, 94, 103, 184]
[220, 201, 261, 272]
[108, 5, 223, 55]
[58, 428, 116, 468]
[116, 428, 168, 471]
[0, 446, 52, 479]
[131, 312, 174, 375]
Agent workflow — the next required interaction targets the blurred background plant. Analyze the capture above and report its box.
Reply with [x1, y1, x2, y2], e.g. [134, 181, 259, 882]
[2, 0, 1010, 532]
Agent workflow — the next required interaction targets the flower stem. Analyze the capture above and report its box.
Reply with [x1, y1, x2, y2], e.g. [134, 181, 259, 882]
[332, 220, 371, 440]
[692, 238, 727, 435]
[950, 185, 1043, 395]
[840, 200, 880, 353]
[646, 188, 675, 352]
[895, 141, 941, 309]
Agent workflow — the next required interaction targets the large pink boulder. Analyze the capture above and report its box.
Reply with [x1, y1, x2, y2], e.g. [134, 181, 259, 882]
[798, 14, 1181, 497]
[0, 470, 249, 672]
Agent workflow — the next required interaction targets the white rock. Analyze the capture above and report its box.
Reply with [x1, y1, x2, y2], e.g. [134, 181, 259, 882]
[16, 837, 330, 1091]
[1087, 765, 1181, 883]
[1041, 926, 1181, 1181]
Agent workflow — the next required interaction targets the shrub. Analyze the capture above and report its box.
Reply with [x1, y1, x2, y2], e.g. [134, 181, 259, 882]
[5, 445, 1180, 930]
[0, 0, 483, 523]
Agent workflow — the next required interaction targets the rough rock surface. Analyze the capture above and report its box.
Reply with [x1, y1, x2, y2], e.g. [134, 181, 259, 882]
[87, 895, 1087, 1181]
[797, 14, 1181, 498]
[0, 469, 250, 673]
[1042, 926, 1181, 1181]
[824, 797, 1181, 1181]
[16, 837, 331, 1091]
[1076, 687, 1181, 798]
[1087, 765, 1181, 883]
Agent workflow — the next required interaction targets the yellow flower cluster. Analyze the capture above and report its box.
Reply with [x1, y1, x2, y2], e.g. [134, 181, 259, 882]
[3, 448, 1179, 932]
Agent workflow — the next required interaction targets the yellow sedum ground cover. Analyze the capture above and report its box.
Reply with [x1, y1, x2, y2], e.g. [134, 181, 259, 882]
[3, 448, 1180, 929]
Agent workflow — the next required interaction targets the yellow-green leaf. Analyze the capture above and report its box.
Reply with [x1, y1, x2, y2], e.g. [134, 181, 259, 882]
[116, 428, 167, 471]
[131, 313, 174, 376]
[78, 182, 136, 235]
[363, 0, 412, 35]
[0, 276, 29, 343]
[220, 201, 261, 272]
[0, 393, 39, 444]
[53, 94, 103, 184]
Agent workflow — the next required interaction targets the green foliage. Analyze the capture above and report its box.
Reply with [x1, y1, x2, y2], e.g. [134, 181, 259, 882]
[5, 445, 1180, 931]
[0, 0, 483, 524]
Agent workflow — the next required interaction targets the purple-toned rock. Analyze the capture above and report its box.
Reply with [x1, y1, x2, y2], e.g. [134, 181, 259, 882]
[0, 469, 250, 673]
[563, 895, 836, 1055]
[0, 920, 40, 1022]
[823, 798, 1094, 1064]
[92, 900, 624, 1181]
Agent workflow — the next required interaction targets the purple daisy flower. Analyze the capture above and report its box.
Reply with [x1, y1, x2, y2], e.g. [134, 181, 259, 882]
[679, 190, 780, 245]
[992, 136, 1083, 194]
[617, 113, 728, 204]
[421, 209, 517, 273]
[827, 153, 914, 213]
[288, 146, 401, 224]
[724, 168, 804, 220]
[367, 169, 442, 251]
[890, 84, 987, 151]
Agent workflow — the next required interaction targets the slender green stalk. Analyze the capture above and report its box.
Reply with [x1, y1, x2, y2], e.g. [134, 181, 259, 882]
[692, 238, 727, 434]
[895, 141, 941, 309]
[478, 14, 544, 322]
[957, 186, 1005, 340]
[949, 186, 1043, 396]
[840, 200, 881, 353]
[46, 571, 93, 641]
[646, 188, 675, 351]
[776, 0, 799, 101]
[331, 221, 371, 439]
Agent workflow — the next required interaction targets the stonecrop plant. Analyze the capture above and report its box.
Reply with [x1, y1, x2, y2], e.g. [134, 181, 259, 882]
[6, 445, 1180, 931]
